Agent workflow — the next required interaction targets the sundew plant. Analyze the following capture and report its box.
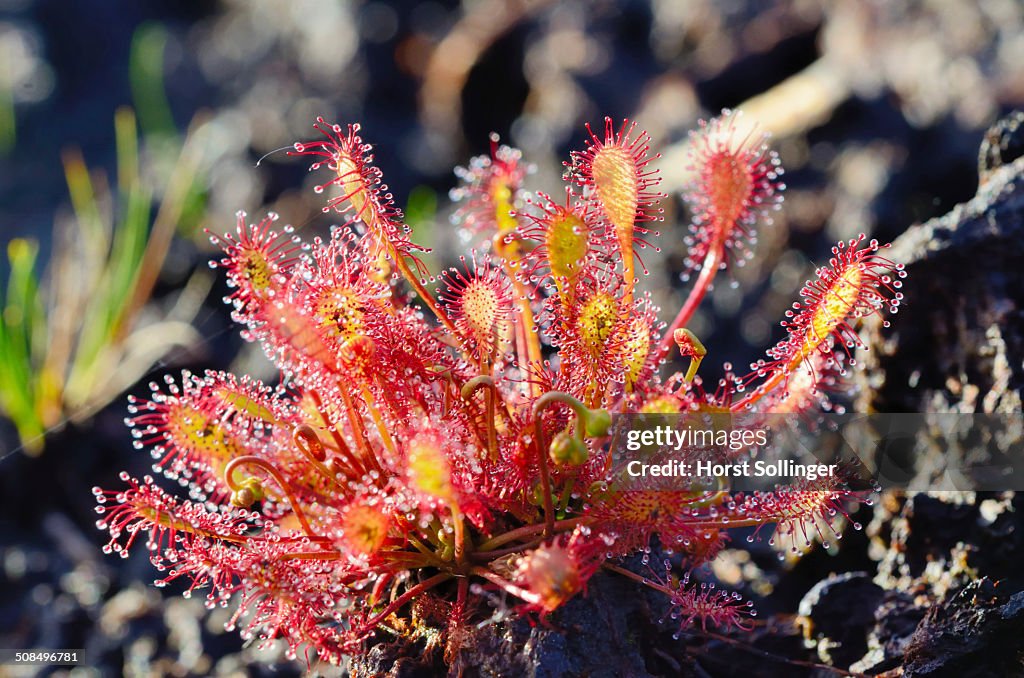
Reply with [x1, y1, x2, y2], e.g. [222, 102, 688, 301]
[94, 110, 905, 667]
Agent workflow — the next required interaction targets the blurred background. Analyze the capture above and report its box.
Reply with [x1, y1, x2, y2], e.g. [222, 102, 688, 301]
[1, 0, 1023, 675]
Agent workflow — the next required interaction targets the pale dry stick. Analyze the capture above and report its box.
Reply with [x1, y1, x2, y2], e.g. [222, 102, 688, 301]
[41, 213, 86, 426]
[654, 58, 851, 195]
[43, 151, 115, 425]
[62, 115, 209, 411]
[79, 273, 214, 417]
[419, 0, 553, 150]
[114, 113, 210, 342]
[88, 322, 200, 408]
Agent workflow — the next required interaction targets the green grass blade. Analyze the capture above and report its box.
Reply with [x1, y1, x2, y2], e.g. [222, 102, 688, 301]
[115, 107, 139, 193]
[5, 238, 41, 373]
[0, 82, 14, 155]
[104, 109, 150, 333]
[0, 239, 46, 450]
[405, 185, 438, 269]
[65, 113, 152, 401]
[129, 23, 176, 138]
[62, 148, 109, 269]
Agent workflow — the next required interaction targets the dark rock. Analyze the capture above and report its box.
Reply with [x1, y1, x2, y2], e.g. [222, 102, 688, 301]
[354, 641, 439, 678]
[796, 572, 883, 668]
[853, 491, 1024, 675]
[903, 578, 1024, 678]
[875, 492, 1024, 590]
[348, 562, 826, 678]
[846, 129, 1024, 677]
[694, 623, 815, 678]
[352, 570, 672, 678]
[859, 154, 1024, 417]
[874, 493, 979, 591]
[979, 111, 1024, 184]
[851, 590, 926, 674]
[767, 504, 876, 615]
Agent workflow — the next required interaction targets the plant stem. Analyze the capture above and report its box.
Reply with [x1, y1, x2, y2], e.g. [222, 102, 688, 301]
[462, 375, 505, 461]
[729, 352, 804, 412]
[391, 245, 459, 336]
[604, 563, 674, 596]
[293, 425, 348, 493]
[338, 385, 384, 477]
[224, 456, 316, 537]
[310, 390, 364, 475]
[532, 411, 556, 537]
[476, 516, 589, 552]
[471, 566, 541, 606]
[454, 577, 469, 623]
[361, 385, 397, 454]
[452, 506, 469, 565]
[623, 254, 635, 307]
[469, 536, 544, 561]
[652, 245, 723, 367]
[363, 573, 452, 628]
[510, 277, 543, 384]
[280, 550, 342, 561]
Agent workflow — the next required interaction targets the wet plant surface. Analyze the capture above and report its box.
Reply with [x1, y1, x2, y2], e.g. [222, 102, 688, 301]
[2, 1, 1024, 676]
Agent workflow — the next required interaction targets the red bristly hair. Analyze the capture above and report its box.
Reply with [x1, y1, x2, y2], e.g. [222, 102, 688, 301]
[95, 112, 906, 669]
[682, 109, 784, 276]
[568, 117, 665, 301]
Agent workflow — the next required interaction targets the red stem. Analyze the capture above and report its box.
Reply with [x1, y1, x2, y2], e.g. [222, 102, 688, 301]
[604, 563, 674, 596]
[310, 389, 365, 476]
[338, 385, 385, 478]
[280, 550, 341, 561]
[476, 516, 589, 551]
[469, 536, 544, 561]
[471, 566, 541, 606]
[652, 245, 723, 367]
[730, 352, 805, 412]
[224, 456, 316, 537]
[363, 573, 451, 628]
[532, 409, 556, 537]
[392, 244, 459, 336]
[293, 425, 349, 493]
